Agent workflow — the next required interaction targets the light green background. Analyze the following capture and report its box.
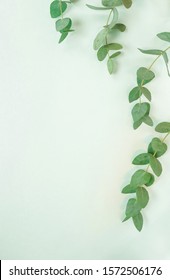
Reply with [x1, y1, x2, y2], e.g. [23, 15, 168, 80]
[0, 0, 170, 259]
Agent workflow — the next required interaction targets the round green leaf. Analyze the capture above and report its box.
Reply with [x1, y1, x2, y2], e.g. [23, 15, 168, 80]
[50, 0, 67, 18]
[157, 32, 170, 42]
[132, 153, 150, 165]
[132, 102, 150, 123]
[155, 122, 170, 133]
[122, 0, 132, 8]
[137, 67, 155, 86]
[131, 169, 152, 187]
[55, 18, 72, 32]
[148, 137, 167, 158]
[97, 46, 108, 61]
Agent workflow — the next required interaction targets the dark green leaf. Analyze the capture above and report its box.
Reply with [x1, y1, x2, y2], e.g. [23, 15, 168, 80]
[157, 32, 170, 42]
[109, 51, 121, 59]
[129, 86, 142, 103]
[133, 119, 143, 130]
[155, 122, 170, 133]
[132, 153, 150, 165]
[122, 184, 137, 194]
[132, 102, 150, 123]
[145, 173, 155, 187]
[142, 115, 153, 127]
[125, 198, 141, 218]
[137, 67, 155, 86]
[50, 0, 67, 18]
[58, 31, 68, 43]
[122, 0, 132, 8]
[141, 87, 152, 101]
[132, 212, 143, 232]
[150, 156, 162, 177]
[138, 49, 162, 55]
[97, 46, 108, 61]
[136, 187, 149, 208]
[112, 23, 126, 32]
[131, 169, 152, 187]
[148, 137, 167, 158]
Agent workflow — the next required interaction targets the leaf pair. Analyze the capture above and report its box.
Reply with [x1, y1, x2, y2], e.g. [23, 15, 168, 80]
[50, 0, 74, 43]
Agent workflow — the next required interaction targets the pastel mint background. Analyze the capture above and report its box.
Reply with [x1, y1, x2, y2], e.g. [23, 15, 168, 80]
[0, 0, 170, 259]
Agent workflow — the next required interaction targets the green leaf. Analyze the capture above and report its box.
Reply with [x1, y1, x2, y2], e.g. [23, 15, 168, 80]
[86, 4, 111, 10]
[50, 0, 67, 18]
[133, 119, 143, 130]
[132, 153, 150, 165]
[132, 212, 143, 232]
[150, 156, 162, 177]
[145, 173, 155, 187]
[141, 87, 152, 101]
[93, 29, 108, 50]
[138, 49, 162, 55]
[137, 67, 155, 86]
[148, 137, 167, 158]
[125, 198, 141, 218]
[130, 169, 152, 187]
[102, 0, 123, 7]
[132, 102, 150, 123]
[106, 8, 118, 29]
[157, 32, 170, 42]
[122, 184, 137, 194]
[155, 122, 170, 133]
[162, 52, 170, 76]
[142, 115, 153, 127]
[58, 31, 68, 43]
[105, 43, 123, 50]
[112, 23, 126, 32]
[136, 187, 149, 208]
[129, 86, 142, 103]
[109, 51, 121, 59]
[55, 18, 72, 32]
[107, 58, 116, 74]
[122, 0, 132, 8]
[97, 46, 108, 61]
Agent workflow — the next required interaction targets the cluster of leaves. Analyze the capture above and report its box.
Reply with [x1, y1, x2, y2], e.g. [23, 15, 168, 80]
[122, 122, 170, 231]
[129, 32, 170, 129]
[87, 0, 133, 74]
[50, 0, 74, 43]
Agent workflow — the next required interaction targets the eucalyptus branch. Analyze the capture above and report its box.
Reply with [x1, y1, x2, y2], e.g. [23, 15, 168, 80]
[129, 32, 170, 129]
[122, 122, 170, 231]
[87, 0, 133, 74]
[50, 0, 75, 43]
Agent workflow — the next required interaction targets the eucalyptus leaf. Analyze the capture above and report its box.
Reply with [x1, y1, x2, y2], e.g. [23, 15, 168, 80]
[132, 153, 150, 165]
[112, 23, 126, 32]
[129, 86, 142, 103]
[148, 137, 167, 158]
[93, 29, 108, 50]
[97, 46, 108, 61]
[150, 156, 162, 177]
[141, 87, 152, 101]
[155, 122, 170, 133]
[58, 31, 68, 43]
[122, 184, 137, 194]
[136, 187, 149, 208]
[130, 169, 152, 187]
[157, 32, 170, 42]
[109, 51, 121, 59]
[55, 18, 72, 32]
[137, 67, 155, 86]
[125, 198, 141, 218]
[107, 58, 116, 74]
[122, 0, 132, 8]
[142, 115, 153, 127]
[138, 49, 162, 55]
[132, 102, 150, 123]
[132, 212, 143, 232]
[107, 8, 118, 29]
[50, 0, 67, 18]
